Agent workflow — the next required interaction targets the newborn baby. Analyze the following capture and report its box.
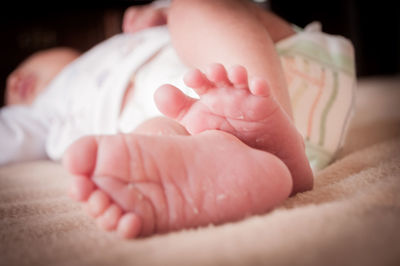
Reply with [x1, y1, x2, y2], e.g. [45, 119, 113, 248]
[5, 48, 80, 106]
[0, 0, 355, 239]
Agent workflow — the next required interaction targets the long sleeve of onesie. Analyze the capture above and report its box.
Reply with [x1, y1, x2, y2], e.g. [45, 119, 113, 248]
[0, 105, 50, 166]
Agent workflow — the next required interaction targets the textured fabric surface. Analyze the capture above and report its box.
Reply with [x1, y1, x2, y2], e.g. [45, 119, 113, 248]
[1, 77, 400, 266]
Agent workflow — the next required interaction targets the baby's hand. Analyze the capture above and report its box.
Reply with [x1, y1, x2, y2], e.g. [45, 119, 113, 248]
[122, 4, 168, 34]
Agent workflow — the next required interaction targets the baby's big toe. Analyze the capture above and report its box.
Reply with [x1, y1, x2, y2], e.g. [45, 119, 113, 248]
[63, 136, 98, 176]
[155, 84, 195, 120]
[68, 175, 94, 202]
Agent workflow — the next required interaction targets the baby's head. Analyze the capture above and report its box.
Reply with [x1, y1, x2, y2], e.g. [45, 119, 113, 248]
[5, 47, 80, 106]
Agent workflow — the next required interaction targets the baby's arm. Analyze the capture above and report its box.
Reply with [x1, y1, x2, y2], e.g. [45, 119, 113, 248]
[167, 0, 293, 117]
[0, 106, 49, 165]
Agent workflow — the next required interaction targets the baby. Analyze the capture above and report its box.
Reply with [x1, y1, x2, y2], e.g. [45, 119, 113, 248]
[5, 47, 81, 106]
[1, 0, 356, 239]
[4, 2, 169, 107]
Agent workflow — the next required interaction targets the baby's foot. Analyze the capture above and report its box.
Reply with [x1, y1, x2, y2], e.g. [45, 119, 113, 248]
[64, 130, 292, 238]
[155, 64, 313, 193]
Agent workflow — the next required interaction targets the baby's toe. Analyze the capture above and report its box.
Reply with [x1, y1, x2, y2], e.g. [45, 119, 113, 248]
[68, 175, 94, 202]
[250, 77, 271, 96]
[117, 213, 142, 239]
[96, 204, 123, 231]
[154, 84, 196, 120]
[63, 136, 98, 176]
[206, 63, 232, 86]
[85, 190, 111, 217]
[228, 65, 248, 88]
[183, 68, 211, 94]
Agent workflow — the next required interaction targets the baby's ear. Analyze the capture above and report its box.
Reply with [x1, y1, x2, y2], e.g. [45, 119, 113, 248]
[5, 71, 37, 106]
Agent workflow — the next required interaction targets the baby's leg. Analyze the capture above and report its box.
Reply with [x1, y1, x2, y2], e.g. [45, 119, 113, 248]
[64, 117, 292, 238]
[155, 64, 313, 194]
[165, 0, 313, 193]
[167, 0, 293, 117]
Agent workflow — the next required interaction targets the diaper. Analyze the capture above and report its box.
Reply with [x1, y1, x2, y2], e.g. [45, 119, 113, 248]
[276, 22, 356, 172]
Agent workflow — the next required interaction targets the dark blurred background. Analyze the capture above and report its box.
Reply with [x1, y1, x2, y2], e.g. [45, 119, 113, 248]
[1, 0, 399, 105]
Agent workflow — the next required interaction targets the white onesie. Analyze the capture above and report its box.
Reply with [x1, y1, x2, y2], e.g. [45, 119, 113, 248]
[0, 24, 356, 172]
[0, 27, 174, 165]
